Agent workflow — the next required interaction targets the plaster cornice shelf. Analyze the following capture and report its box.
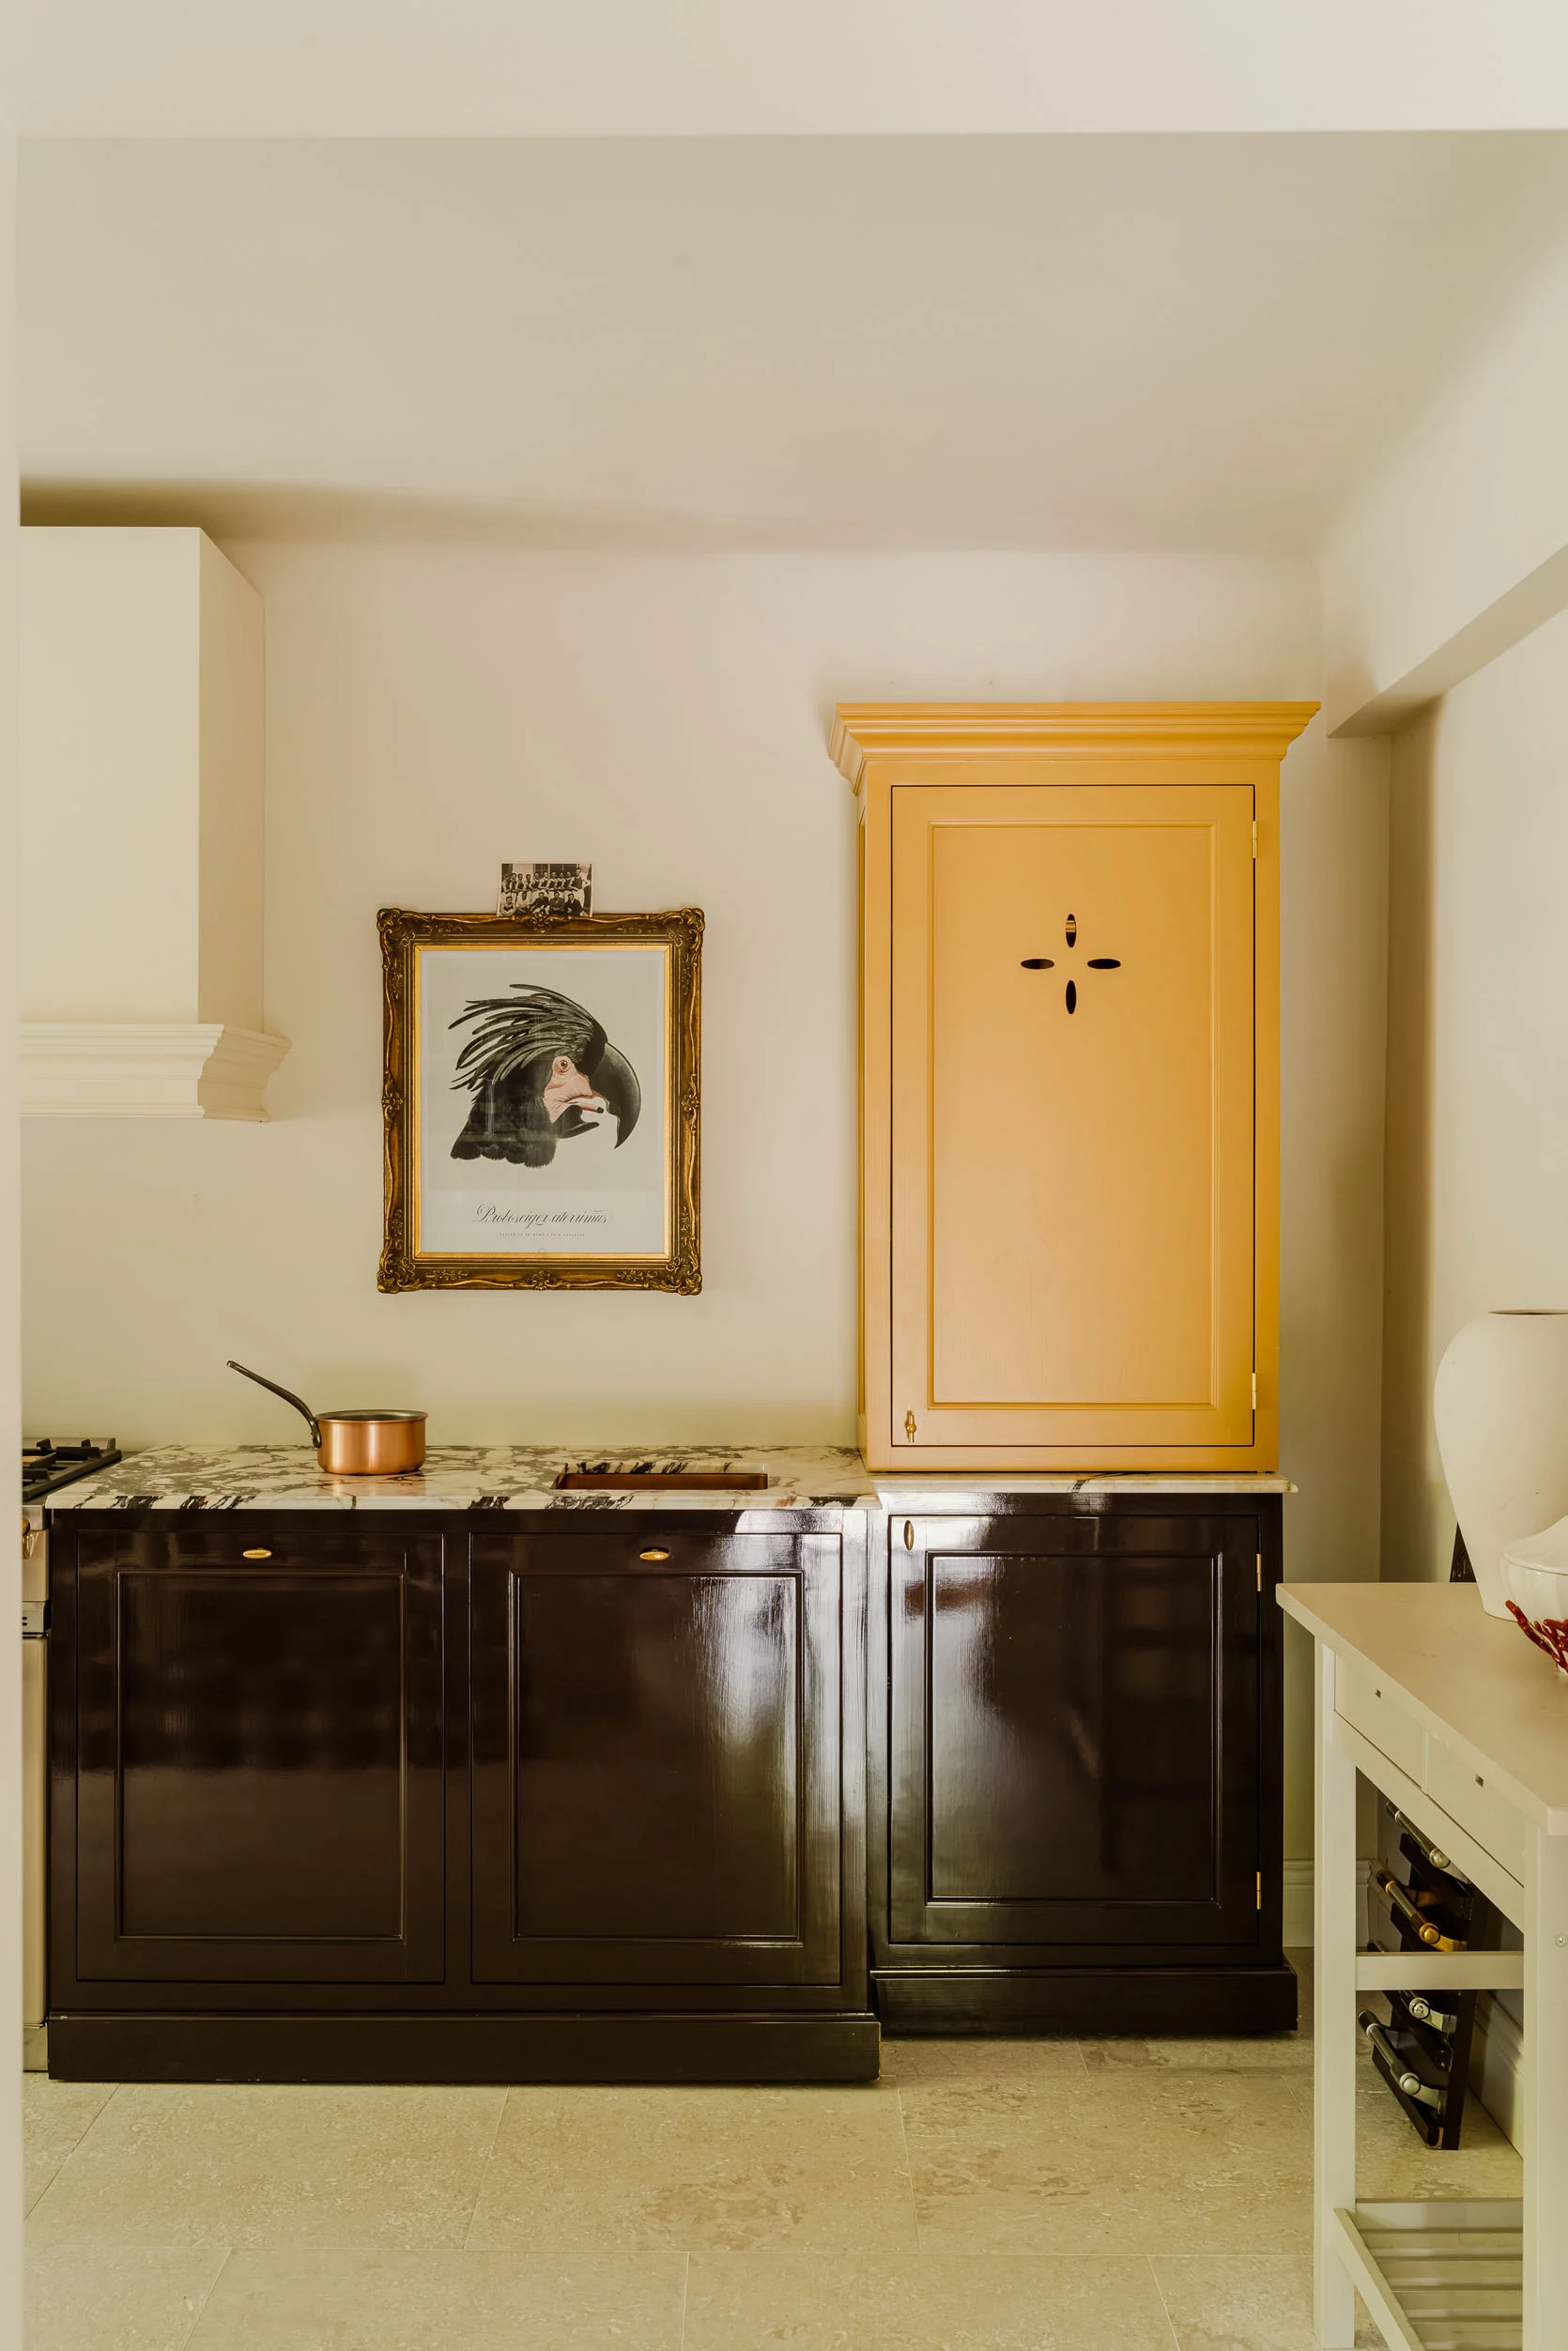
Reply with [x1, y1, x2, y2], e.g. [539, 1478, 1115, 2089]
[830, 700, 1320, 785]
[22, 1023, 291, 1120]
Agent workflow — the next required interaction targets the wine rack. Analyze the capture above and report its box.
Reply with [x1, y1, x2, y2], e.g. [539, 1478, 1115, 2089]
[1361, 1801, 1496, 2150]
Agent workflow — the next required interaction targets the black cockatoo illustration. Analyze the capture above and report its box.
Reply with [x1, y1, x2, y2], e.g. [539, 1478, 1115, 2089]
[449, 984, 641, 1168]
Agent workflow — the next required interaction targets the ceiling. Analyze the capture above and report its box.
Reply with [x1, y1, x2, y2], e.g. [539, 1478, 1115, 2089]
[20, 0, 1568, 135]
[22, 134, 1568, 554]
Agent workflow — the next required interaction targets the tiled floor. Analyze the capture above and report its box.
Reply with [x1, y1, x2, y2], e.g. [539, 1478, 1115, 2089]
[23, 1960, 1522, 2350]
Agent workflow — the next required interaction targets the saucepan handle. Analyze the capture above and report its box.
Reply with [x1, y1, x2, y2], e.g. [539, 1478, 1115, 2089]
[226, 1360, 323, 1450]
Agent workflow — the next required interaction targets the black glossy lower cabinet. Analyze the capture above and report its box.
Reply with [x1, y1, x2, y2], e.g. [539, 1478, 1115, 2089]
[469, 1527, 846, 1990]
[47, 1493, 1289, 2080]
[869, 1498, 1293, 2033]
[68, 1520, 446, 1987]
[48, 1510, 874, 2084]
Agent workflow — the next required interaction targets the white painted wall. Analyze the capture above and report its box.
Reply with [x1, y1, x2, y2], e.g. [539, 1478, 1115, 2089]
[1278, 717, 1389, 1880]
[1319, 221, 1568, 734]
[2, 102, 24, 2351]
[20, 538, 1389, 1877]
[1381, 604, 1568, 1585]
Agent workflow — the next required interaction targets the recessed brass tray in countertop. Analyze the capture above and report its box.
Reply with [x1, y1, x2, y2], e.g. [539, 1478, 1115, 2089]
[552, 1470, 772, 1492]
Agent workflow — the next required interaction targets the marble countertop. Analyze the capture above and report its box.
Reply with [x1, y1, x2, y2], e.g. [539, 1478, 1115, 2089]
[875, 1472, 1296, 1505]
[40, 1443, 1297, 1516]
[41, 1444, 873, 1514]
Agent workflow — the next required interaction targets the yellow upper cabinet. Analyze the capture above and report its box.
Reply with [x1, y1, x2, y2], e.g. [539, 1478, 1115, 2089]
[834, 703, 1316, 1473]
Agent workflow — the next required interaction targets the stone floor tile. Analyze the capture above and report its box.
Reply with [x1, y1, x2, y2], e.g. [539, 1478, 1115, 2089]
[26, 2082, 507, 2250]
[1083, 1958, 1307, 2071]
[466, 2084, 918, 2255]
[23, 2076, 119, 2214]
[24, 2241, 229, 2351]
[879, 2037, 1087, 2087]
[902, 2067, 1312, 2256]
[1353, 2037, 1522, 2200]
[1153, 2254, 1381, 2349]
[1083, 2034, 1309, 2073]
[685, 2249, 1180, 2350]
[184, 2248, 687, 2350]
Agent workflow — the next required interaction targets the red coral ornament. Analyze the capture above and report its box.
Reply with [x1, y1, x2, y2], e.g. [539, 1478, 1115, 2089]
[1506, 1600, 1568, 1674]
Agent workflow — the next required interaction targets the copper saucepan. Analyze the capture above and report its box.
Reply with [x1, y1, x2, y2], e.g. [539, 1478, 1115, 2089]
[227, 1360, 427, 1475]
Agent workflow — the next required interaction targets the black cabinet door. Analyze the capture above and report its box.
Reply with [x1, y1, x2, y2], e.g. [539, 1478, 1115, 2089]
[886, 1513, 1262, 1954]
[469, 1526, 842, 1986]
[71, 1521, 445, 1984]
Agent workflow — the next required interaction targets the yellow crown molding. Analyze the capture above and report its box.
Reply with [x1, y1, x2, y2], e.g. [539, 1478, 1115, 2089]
[830, 700, 1320, 785]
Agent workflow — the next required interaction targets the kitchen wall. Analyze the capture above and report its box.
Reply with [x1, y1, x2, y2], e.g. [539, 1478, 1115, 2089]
[21, 539, 1390, 1881]
[1, 144, 26, 2332]
[1381, 602, 1568, 1585]
[1317, 218, 1568, 731]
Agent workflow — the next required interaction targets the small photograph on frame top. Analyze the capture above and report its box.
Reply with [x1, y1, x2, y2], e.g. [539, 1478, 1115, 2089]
[497, 861, 592, 919]
[378, 905, 700, 1293]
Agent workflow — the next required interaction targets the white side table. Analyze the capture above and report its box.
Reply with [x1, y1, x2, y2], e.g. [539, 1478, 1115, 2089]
[1280, 1582, 1568, 2351]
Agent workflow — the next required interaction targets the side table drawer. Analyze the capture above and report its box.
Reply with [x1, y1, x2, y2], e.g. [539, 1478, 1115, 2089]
[1337, 1665, 1425, 1784]
[1423, 1735, 1528, 1881]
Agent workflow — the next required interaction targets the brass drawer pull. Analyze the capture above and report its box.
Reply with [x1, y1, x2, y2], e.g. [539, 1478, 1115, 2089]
[639, 1547, 670, 1562]
[241, 1547, 272, 1560]
[1375, 1866, 1465, 1951]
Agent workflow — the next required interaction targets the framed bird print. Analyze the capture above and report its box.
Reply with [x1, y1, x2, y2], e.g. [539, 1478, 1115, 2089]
[377, 906, 701, 1292]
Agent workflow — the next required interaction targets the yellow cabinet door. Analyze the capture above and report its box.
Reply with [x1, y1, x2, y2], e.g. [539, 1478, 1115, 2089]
[890, 783, 1256, 1455]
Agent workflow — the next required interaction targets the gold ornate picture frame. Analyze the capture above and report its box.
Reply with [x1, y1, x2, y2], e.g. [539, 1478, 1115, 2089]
[378, 907, 701, 1292]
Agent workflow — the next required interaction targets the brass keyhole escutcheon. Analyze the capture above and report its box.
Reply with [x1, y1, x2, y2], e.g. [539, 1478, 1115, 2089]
[241, 1547, 272, 1560]
[639, 1546, 670, 1561]
[904, 1520, 915, 1550]
[904, 1409, 916, 1441]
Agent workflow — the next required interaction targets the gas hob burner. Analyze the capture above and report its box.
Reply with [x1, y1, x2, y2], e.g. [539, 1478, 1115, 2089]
[23, 1438, 123, 1504]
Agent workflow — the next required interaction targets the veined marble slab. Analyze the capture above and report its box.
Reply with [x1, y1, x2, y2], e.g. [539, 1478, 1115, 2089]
[42, 1443, 873, 1514]
[874, 1473, 1296, 1504]
[43, 1442, 1296, 1516]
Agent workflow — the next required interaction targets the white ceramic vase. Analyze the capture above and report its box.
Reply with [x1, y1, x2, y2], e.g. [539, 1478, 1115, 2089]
[1434, 1310, 1568, 1619]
